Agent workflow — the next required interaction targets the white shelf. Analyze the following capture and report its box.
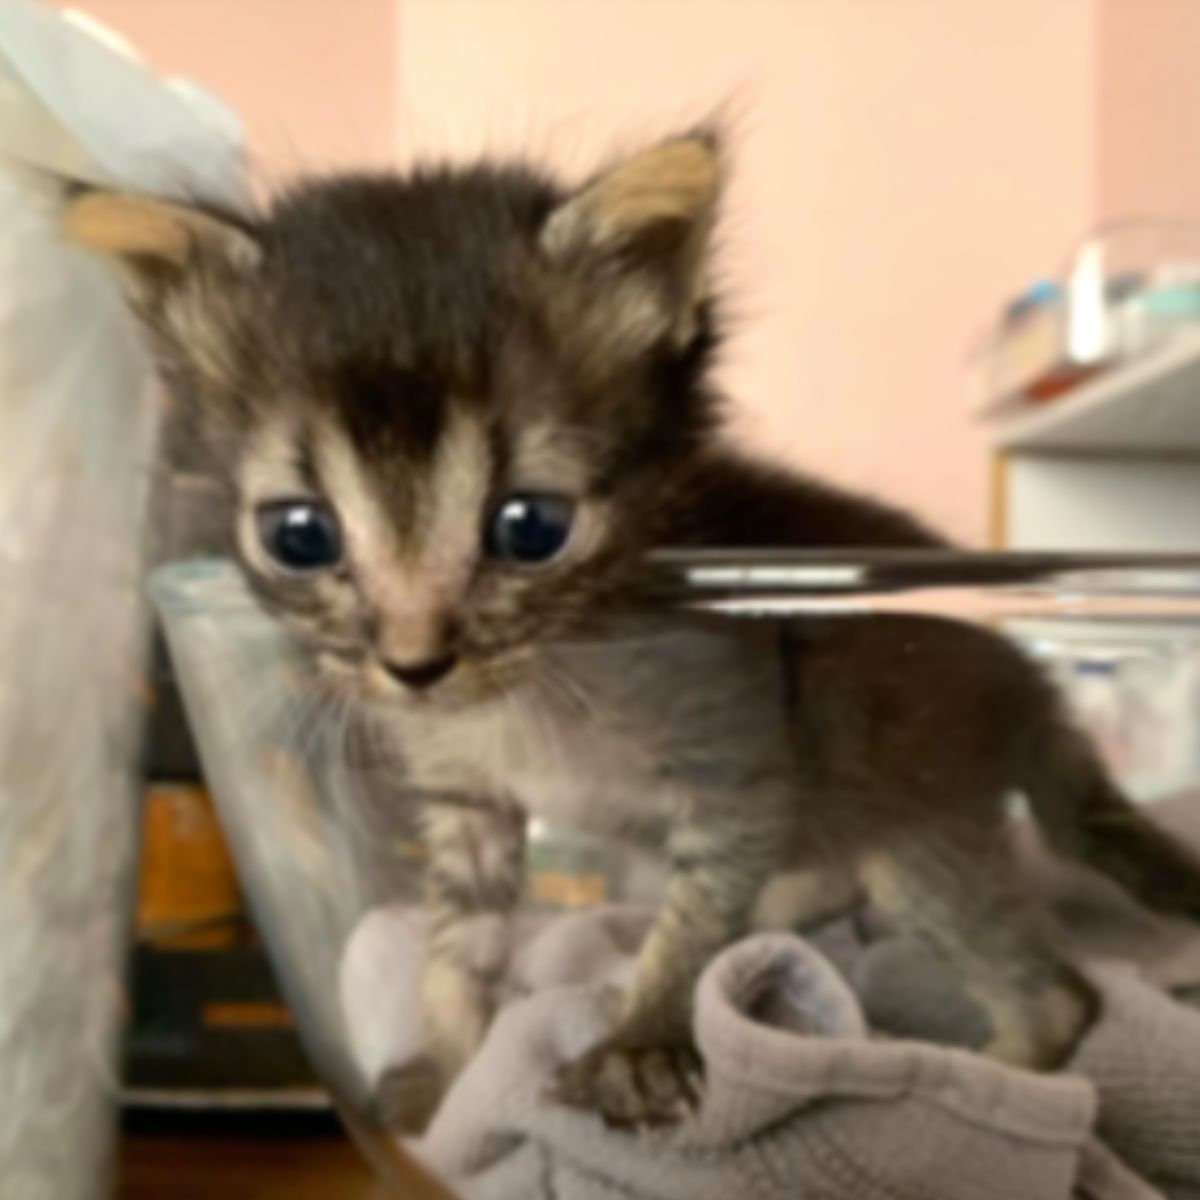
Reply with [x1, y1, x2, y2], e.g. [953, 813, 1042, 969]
[988, 328, 1200, 453]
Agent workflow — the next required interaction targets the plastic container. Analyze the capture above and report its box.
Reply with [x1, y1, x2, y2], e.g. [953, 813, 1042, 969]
[1017, 617, 1200, 803]
[151, 550, 1200, 1197]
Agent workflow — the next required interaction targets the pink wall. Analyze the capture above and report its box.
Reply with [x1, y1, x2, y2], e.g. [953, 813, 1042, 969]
[398, 0, 1096, 543]
[70, 0, 1102, 544]
[1096, 0, 1200, 219]
[70, 0, 397, 174]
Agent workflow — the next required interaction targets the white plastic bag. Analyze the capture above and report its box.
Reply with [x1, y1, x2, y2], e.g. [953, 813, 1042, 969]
[0, 3, 248, 1196]
[0, 2, 248, 200]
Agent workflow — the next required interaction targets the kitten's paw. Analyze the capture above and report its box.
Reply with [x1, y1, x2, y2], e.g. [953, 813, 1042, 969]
[547, 1040, 703, 1128]
[372, 1056, 446, 1136]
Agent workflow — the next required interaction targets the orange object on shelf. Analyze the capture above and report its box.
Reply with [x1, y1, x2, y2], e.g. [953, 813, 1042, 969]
[1023, 360, 1107, 404]
[136, 784, 243, 949]
[202, 1001, 294, 1030]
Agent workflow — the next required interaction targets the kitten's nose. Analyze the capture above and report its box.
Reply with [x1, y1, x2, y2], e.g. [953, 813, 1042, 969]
[384, 654, 458, 690]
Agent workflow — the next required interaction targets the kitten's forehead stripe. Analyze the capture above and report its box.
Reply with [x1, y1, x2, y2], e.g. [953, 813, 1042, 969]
[306, 411, 491, 666]
[295, 433, 321, 494]
[334, 361, 447, 467]
[412, 408, 491, 596]
[313, 422, 404, 558]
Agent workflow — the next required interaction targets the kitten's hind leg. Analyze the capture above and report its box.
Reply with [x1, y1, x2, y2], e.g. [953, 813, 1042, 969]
[857, 826, 1096, 1069]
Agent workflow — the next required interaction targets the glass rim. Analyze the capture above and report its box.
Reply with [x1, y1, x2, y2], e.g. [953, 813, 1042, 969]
[150, 551, 1200, 625]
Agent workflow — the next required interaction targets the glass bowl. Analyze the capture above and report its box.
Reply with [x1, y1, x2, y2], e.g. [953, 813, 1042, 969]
[150, 550, 1200, 1198]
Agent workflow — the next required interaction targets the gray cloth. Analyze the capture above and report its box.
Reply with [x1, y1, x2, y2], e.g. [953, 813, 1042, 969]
[341, 902, 1200, 1200]
[340, 793, 1200, 1200]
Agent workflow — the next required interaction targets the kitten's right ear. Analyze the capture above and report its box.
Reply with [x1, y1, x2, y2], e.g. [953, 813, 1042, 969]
[62, 189, 260, 306]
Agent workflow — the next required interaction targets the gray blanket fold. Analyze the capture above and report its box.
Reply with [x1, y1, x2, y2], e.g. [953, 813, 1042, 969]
[341, 902, 1200, 1200]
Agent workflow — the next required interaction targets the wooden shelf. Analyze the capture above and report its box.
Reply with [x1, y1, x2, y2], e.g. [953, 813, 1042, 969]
[988, 328, 1200, 454]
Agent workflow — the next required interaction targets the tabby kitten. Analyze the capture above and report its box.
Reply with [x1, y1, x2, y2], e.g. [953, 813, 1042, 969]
[67, 133, 1200, 1130]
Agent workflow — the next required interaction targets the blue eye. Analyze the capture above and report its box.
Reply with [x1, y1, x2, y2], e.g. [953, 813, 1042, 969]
[485, 492, 575, 565]
[256, 500, 343, 572]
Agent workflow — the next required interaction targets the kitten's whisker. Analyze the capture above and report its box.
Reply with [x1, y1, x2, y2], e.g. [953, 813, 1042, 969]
[322, 695, 381, 860]
[536, 658, 599, 725]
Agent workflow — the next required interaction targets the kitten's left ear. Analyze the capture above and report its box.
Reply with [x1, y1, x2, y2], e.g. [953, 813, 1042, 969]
[541, 132, 721, 346]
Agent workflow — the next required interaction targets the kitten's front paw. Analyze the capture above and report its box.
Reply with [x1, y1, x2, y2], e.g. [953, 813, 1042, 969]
[372, 1055, 446, 1136]
[548, 1040, 703, 1128]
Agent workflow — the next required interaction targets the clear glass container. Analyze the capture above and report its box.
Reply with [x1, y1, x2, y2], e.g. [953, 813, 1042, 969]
[152, 551, 1200, 1199]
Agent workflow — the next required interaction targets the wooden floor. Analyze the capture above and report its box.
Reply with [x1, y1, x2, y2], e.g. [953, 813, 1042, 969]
[117, 1115, 392, 1199]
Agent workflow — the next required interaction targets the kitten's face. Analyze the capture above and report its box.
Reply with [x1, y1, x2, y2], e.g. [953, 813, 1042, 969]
[66, 136, 721, 706]
[225, 325, 677, 707]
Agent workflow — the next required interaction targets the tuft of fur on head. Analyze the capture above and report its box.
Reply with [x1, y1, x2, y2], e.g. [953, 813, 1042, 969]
[65, 133, 728, 705]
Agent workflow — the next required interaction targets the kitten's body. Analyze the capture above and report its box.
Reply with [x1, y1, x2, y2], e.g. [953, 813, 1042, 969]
[67, 134, 1200, 1130]
[386, 606, 1152, 1122]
